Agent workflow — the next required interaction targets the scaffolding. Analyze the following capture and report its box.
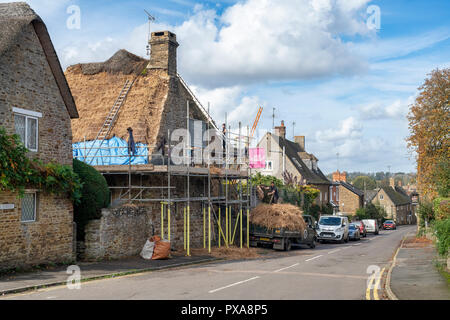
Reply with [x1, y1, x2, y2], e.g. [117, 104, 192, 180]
[73, 100, 256, 256]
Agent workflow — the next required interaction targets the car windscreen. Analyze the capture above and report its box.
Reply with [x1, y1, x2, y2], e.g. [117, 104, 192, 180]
[319, 217, 342, 226]
[349, 225, 357, 229]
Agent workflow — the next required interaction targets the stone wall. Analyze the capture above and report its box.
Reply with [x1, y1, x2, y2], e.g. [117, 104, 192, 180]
[0, 23, 74, 270]
[338, 186, 362, 215]
[83, 202, 209, 261]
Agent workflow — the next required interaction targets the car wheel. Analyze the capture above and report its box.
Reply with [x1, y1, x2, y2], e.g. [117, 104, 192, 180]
[309, 238, 316, 249]
[284, 239, 292, 251]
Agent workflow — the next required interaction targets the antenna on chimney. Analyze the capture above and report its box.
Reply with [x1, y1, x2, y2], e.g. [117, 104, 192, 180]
[144, 9, 156, 56]
[292, 121, 296, 139]
[272, 107, 275, 129]
[336, 151, 340, 171]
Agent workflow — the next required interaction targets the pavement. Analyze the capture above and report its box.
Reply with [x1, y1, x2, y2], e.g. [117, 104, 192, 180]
[1, 225, 418, 300]
[389, 233, 450, 300]
[0, 253, 218, 296]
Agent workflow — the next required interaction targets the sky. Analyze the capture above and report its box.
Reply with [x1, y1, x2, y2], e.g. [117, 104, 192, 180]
[4, 0, 449, 174]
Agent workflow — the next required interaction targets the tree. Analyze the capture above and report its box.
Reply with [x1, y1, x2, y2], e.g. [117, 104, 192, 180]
[352, 176, 377, 190]
[407, 68, 450, 199]
[431, 156, 449, 198]
[73, 159, 110, 240]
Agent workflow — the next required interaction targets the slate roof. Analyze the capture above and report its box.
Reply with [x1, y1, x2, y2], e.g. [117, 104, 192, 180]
[0, 2, 78, 118]
[275, 135, 330, 185]
[364, 189, 378, 203]
[382, 186, 411, 206]
[340, 181, 364, 197]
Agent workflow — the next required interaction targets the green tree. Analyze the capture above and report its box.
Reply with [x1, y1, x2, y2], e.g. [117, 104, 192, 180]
[250, 172, 283, 188]
[73, 159, 110, 240]
[431, 156, 449, 198]
[352, 176, 377, 190]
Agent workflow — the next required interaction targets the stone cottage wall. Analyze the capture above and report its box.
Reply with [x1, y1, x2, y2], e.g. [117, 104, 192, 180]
[0, 23, 74, 270]
[338, 186, 362, 216]
[83, 202, 207, 261]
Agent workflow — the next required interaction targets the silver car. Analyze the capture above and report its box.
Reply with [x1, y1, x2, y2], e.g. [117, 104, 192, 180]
[316, 215, 349, 243]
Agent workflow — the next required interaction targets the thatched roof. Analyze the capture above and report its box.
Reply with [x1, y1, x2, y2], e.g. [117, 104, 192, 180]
[66, 49, 213, 150]
[79, 49, 149, 75]
[0, 2, 78, 118]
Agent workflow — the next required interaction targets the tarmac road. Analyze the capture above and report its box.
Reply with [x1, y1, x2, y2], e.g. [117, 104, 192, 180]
[2, 225, 416, 300]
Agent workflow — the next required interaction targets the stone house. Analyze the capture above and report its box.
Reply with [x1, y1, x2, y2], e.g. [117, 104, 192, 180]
[0, 3, 79, 270]
[65, 31, 248, 260]
[371, 179, 413, 224]
[254, 121, 331, 207]
[330, 172, 364, 216]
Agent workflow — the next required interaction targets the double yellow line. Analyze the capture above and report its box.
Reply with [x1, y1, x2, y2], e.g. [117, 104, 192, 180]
[366, 268, 385, 300]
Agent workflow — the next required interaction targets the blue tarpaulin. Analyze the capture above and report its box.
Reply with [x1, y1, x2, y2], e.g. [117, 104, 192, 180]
[73, 136, 149, 165]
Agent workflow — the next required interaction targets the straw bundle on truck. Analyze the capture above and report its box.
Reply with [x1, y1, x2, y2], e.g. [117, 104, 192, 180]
[250, 203, 306, 233]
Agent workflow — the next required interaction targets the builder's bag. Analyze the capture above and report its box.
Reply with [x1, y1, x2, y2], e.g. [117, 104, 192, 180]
[151, 236, 171, 260]
[140, 239, 155, 260]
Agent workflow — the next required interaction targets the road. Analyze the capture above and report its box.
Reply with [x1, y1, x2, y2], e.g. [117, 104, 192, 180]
[2, 225, 416, 300]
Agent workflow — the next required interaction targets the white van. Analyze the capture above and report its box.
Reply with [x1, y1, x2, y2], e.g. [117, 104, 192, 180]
[316, 215, 349, 243]
[362, 219, 379, 235]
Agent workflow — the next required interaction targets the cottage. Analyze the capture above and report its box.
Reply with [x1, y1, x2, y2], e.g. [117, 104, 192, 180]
[330, 172, 364, 215]
[0, 2, 78, 270]
[255, 121, 331, 207]
[371, 179, 413, 225]
[65, 31, 248, 259]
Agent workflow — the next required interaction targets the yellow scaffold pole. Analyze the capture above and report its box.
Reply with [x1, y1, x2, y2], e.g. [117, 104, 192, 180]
[229, 206, 232, 244]
[247, 208, 250, 248]
[232, 209, 241, 245]
[187, 205, 190, 256]
[225, 206, 229, 247]
[161, 202, 164, 239]
[240, 208, 243, 249]
[184, 207, 186, 250]
[203, 206, 206, 248]
[218, 207, 221, 248]
[168, 204, 171, 242]
[208, 205, 211, 253]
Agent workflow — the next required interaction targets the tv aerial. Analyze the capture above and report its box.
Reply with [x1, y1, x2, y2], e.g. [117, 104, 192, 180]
[144, 10, 156, 56]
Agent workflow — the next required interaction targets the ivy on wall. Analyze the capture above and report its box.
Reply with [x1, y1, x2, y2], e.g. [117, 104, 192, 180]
[0, 126, 82, 204]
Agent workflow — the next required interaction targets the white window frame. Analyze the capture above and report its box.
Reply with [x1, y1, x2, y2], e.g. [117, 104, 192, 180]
[13, 107, 41, 152]
[264, 160, 273, 171]
[21, 192, 37, 223]
[380, 194, 384, 200]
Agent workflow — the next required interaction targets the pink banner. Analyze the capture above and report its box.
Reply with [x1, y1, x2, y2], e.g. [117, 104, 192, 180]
[249, 148, 266, 169]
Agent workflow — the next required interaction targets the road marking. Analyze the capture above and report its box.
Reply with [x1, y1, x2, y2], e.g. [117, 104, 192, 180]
[305, 255, 323, 262]
[208, 276, 260, 294]
[374, 268, 385, 300]
[341, 246, 352, 250]
[353, 243, 361, 246]
[328, 249, 341, 254]
[366, 272, 376, 300]
[274, 263, 299, 273]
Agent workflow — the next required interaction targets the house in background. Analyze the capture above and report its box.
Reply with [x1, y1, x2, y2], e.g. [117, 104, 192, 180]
[255, 121, 331, 207]
[0, 2, 78, 270]
[330, 171, 364, 216]
[371, 178, 413, 225]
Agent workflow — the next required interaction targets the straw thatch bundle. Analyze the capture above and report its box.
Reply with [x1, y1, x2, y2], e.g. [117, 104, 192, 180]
[80, 50, 149, 75]
[250, 204, 306, 232]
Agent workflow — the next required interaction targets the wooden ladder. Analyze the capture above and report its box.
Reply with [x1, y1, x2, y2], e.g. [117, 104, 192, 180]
[85, 79, 134, 165]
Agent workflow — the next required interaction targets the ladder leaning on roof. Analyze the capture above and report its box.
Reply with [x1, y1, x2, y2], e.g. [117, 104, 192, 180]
[85, 79, 135, 165]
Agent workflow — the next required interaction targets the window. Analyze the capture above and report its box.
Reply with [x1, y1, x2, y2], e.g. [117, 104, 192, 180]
[264, 161, 273, 171]
[380, 194, 384, 200]
[13, 107, 41, 152]
[21, 193, 36, 222]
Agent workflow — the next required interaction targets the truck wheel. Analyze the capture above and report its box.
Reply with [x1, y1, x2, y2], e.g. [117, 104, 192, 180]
[284, 239, 292, 251]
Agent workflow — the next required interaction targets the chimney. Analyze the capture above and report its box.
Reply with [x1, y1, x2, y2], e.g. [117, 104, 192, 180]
[148, 31, 179, 76]
[332, 170, 347, 182]
[294, 136, 305, 151]
[390, 177, 395, 188]
[274, 120, 286, 139]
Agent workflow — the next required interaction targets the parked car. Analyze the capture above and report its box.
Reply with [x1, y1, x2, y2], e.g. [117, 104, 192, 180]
[362, 219, 379, 235]
[383, 220, 397, 230]
[348, 223, 361, 240]
[316, 215, 349, 243]
[352, 221, 367, 237]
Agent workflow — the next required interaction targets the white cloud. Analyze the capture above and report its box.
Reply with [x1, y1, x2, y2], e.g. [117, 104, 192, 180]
[358, 96, 415, 120]
[315, 116, 363, 143]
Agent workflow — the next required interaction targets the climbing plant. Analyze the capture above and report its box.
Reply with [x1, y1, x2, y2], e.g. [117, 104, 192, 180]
[0, 126, 82, 203]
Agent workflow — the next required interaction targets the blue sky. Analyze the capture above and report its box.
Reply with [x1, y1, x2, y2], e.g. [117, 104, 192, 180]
[5, 0, 449, 174]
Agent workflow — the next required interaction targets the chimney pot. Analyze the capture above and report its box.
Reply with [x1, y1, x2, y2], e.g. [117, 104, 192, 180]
[274, 120, 286, 139]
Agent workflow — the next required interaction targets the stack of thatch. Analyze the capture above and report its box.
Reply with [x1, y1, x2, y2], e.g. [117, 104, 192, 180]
[250, 204, 306, 232]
